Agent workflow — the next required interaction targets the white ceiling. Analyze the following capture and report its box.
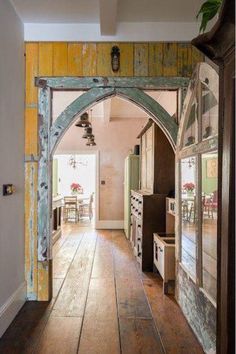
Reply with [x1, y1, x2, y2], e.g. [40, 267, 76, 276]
[52, 90, 177, 122]
[11, 0, 203, 23]
[11, 0, 205, 41]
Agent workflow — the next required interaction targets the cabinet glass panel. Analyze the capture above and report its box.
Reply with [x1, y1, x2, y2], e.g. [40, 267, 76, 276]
[201, 83, 218, 140]
[183, 96, 198, 147]
[180, 157, 197, 278]
[201, 151, 218, 301]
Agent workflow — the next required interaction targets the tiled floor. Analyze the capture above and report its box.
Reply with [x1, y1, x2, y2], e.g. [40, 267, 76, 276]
[0, 224, 203, 353]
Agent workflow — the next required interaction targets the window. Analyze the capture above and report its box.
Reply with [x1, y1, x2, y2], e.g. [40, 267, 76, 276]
[177, 63, 219, 305]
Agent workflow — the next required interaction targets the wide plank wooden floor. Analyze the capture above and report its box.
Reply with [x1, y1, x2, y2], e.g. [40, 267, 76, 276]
[0, 224, 204, 354]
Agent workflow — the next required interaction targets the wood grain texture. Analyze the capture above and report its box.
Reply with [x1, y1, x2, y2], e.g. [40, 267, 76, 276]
[38, 260, 52, 301]
[53, 42, 68, 76]
[119, 318, 164, 354]
[52, 232, 97, 316]
[25, 162, 38, 300]
[148, 43, 163, 76]
[177, 43, 192, 77]
[25, 108, 38, 155]
[78, 279, 120, 354]
[1, 227, 204, 353]
[39, 43, 53, 76]
[96, 43, 113, 77]
[119, 43, 134, 76]
[191, 46, 204, 71]
[142, 272, 204, 354]
[163, 43, 178, 76]
[68, 43, 83, 76]
[25, 42, 38, 105]
[82, 43, 97, 76]
[36, 316, 82, 354]
[134, 43, 149, 76]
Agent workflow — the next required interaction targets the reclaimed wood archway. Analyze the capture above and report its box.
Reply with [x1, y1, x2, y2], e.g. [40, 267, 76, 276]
[33, 76, 188, 300]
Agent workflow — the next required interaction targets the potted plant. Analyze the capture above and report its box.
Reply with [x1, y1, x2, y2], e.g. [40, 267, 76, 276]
[197, 0, 223, 33]
[70, 183, 83, 195]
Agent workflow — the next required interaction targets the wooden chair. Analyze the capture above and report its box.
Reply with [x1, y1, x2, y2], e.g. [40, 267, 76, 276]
[78, 193, 94, 220]
[63, 196, 78, 222]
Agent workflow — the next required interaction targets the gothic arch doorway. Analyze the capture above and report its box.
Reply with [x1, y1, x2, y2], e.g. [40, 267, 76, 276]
[33, 76, 188, 300]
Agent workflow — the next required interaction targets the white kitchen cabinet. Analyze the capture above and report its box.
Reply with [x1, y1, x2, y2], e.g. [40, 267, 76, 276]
[153, 233, 175, 294]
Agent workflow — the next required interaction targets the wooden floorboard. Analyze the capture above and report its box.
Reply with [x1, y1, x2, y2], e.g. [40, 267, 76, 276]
[119, 318, 164, 354]
[35, 316, 82, 354]
[0, 225, 204, 354]
[52, 231, 97, 317]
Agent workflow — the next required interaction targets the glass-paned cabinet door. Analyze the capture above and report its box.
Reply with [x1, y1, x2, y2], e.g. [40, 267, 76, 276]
[201, 152, 218, 302]
[183, 96, 198, 147]
[180, 157, 197, 279]
[201, 83, 218, 140]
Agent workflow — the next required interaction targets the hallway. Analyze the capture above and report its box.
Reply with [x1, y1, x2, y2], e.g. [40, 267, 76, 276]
[0, 225, 203, 353]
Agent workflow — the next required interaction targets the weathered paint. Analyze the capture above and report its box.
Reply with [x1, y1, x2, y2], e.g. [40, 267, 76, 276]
[24, 41, 203, 301]
[97, 43, 114, 77]
[149, 43, 163, 76]
[177, 43, 192, 77]
[82, 43, 97, 76]
[36, 76, 189, 90]
[39, 43, 53, 76]
[163, 43, 178, 77]
[25, 43, 38, 105]
[134, 43, 149, 76]
[177, 265, 216, 353]
[68, 43, 83, 76]
[118, 43, 134, 76]
[49, 85, 178, 153]
[116, 87, 177, 151]
[51, 87, 116, 152]
[25, 162, 38, 300]
[175, 63, 218, 353]
[38, 87, 51, 262]
[53, 42, 68, 76]
[38, 260, 52, 301]
[25, 108, 38, 156]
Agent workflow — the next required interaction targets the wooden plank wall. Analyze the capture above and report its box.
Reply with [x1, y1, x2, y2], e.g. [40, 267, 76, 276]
[24, 41, 203, 300]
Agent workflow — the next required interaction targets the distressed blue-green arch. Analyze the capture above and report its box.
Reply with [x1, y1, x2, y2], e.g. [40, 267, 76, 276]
[50, 87, 178, 154]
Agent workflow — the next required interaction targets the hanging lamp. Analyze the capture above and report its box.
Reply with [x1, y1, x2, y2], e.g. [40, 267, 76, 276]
[82, 126, 94, 139]
[75, 112, 91, 128]
[86, 137, 96, 146]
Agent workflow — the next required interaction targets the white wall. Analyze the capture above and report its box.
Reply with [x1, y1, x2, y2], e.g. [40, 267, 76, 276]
[0, 0, 25, 337]
[55, 154, 96, 197]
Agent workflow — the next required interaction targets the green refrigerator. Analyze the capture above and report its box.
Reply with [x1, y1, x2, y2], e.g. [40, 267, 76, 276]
[124, 154, 140, 239]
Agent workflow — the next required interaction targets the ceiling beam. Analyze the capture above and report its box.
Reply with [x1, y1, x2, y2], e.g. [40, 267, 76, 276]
[99, 0, 118, 35]
[103, 99, 112, 123]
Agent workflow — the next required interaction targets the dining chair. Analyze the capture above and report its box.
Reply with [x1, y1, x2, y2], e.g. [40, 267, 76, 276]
[63, 196, 78, 222]
[78, 193, 94, 220]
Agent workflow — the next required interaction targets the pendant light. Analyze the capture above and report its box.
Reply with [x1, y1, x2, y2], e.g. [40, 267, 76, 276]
[75, 112, 91, 128]
[86, 137, 96, 146]
[82, 126, 94, 139]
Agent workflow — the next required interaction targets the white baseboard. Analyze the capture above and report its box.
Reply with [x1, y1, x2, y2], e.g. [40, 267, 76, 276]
[95, 220, 124, 229]
[0, 281, 26, 337]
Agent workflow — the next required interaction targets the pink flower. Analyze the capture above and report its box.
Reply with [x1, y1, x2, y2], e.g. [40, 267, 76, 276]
[70, 183, 82, 192]
[183, 182, 195, 191]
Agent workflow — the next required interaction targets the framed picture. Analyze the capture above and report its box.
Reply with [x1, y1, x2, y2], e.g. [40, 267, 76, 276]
[206, 158, 218, 178]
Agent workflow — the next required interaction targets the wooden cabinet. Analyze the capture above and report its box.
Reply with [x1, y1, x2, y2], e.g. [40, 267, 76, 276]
[130, 190, 166, 271]
[124, 154, 140, 239]
[166, 198, 175, 233]
[138, 119, 175, 195]
[153, 233, 175, 294]
[52, 196, 63, 244]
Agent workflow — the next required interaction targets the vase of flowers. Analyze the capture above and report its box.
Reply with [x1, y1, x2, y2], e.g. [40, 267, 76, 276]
[70, 183, 83, 195]
[183, 182, 195, 196]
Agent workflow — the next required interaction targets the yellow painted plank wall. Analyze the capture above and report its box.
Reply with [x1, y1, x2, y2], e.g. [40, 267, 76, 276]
[24, 41, 204, 300]
[25, 42, 203, 80]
